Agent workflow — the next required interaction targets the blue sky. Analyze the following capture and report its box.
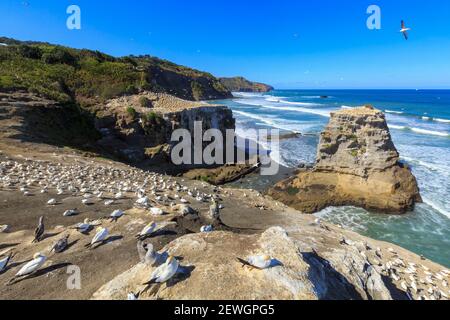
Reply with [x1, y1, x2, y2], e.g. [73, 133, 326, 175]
[1, 0, 450, 89]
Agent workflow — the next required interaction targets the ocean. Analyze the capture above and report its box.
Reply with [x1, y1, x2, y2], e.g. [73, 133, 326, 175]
[214, 89, 450, 267]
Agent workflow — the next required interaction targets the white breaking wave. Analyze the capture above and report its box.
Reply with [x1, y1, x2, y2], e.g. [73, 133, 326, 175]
[259, 105, 331, 118]
[434, 118, 450, 124]
[401, 156, 450, 175]
[341, 105, 353, 109]
[389, 124, 449, 137]
[233, 99, 266, 107]
[232, 110, 301, 133]
[278, 99, 321, 107]
[385, 110, 404, 114]
[422, 197, 450, 219]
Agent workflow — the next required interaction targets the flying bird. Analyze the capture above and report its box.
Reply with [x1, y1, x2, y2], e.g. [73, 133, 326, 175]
[400, 20, 411, 40]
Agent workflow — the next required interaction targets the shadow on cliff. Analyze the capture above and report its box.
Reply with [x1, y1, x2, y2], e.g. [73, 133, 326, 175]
[301, 251, 364, 300]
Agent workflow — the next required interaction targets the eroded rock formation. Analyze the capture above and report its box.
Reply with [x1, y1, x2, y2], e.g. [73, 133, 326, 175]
[268, 107, 422, 214]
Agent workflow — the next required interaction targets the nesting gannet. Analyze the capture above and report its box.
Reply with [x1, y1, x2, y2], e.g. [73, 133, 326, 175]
[32, 216, 45, 243]
[50, 235, 69, 253]
[150, 207, 164, 216]
[73, 218, 92, 233]
[0, 252, 15, 273]
[10, 253, 47, 282]
[85, 227, 109, 248]
[63, 209, 79, 217]
[127, 292, 139, 300]
[237, 254, 272, 270]
[136, 221, 157, 240]
[400, 20, 411, 40]
[200, 225, 213, 233]
[143, 256, 179, 285]
[109, 209, 125, 222]
[47, 198, 57, 205]
[0, 224, 10, 233]
[104, 199, 115, 206]
[82, 198, 95, 205]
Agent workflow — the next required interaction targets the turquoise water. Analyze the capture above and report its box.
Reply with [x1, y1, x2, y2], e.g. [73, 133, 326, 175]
[215, 90, 450, 267]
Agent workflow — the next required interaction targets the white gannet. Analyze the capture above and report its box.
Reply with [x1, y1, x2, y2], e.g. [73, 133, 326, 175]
[11, 253, 47, 281]
[32, 216, 45, 243]
[200, 225, 213, 233]
[136, 221, 157, 240]
[0, 252, 15, 272]
[0, 224, 10, 233]
[150, 207, 164, 216]
[63, 208, 79, 217]
[73, 218, 92, 233]
[47, 198, 57, 205]
[400, 20, 411, 40]
[237, 254, 273, 270]
[82, 198, 95, 205]
[50, 235, 69, 253]
[127, 292, 139, 300]
[143, 256, 179, 285]
[109, 209, 125, 222]
[85, 227, 109, 249]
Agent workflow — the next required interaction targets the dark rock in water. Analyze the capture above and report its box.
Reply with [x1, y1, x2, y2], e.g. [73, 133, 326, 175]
[268, 106, 422, 214]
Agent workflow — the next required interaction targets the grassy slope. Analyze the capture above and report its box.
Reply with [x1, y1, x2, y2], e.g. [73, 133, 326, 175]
[0, 37, 231, 105]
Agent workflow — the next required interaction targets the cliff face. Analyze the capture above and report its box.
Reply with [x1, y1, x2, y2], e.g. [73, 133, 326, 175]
[268, 107, 422, 214]
[94, 92, 235, 164]
[219, 77, 274, 93]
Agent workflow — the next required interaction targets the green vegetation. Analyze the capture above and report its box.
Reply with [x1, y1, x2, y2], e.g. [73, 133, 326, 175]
[287, 186, 300, 196]
[139, 96, 151, 108]
[349, 150, 359, 157]
[126, 106, 137, 118]
[0, 37, 230, 105]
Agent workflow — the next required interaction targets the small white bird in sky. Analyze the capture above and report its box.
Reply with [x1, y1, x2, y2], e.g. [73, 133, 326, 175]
[85, 227, 109, 248]
[237, 254, 273, 270]
[400, 20, 411, 40]
[143, 255, 179, 285]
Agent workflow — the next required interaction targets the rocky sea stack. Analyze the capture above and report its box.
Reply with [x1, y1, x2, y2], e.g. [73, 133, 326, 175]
[268, 106, 422, 214]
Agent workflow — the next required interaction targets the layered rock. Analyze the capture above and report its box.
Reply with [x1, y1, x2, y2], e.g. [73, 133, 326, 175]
[94, 92, 235, 164]
[92, 227, 394, 300]
[219, 77, 274, 93]
[268, 106, 422, 214]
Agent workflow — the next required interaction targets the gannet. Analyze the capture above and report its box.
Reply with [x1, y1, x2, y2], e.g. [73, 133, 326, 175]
[143, 256, 179, 285]
[0, 252, 15, 273]
[50, 235, 69, 253]
[85, 227, 109, 248]
[32, 216, 45, 243]
[0, 224, 10, 233]
[127, 292, 139, 300]
[82, 198, 95, 205]
[237, 254, 272, 270]
[109, 209, 125, 222]
[10, 253, 47, 281]
[150, 207, 164, 216]
[63, 209, 79, 217]
[136, 221, 157, 240]
[47, 198, 57, 205]
[104, 199, 115, 206]
[400, 20, 411, 40]
[200, 225, 213, 233]
[73, 218, 92, 233]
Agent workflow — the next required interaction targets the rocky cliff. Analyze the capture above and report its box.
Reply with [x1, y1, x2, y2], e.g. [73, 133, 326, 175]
[94, 92, 235, 165]
[268, 106, 422, 214]
[219, 77, 274, 93]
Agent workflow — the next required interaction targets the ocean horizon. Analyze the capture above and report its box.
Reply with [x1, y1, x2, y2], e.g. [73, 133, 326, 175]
[215, 89, 450, 267]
